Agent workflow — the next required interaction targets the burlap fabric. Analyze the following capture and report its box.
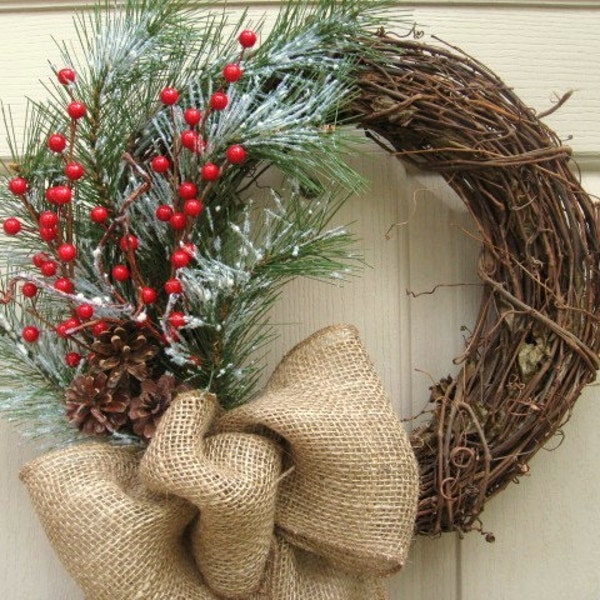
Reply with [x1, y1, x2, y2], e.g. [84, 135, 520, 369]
[19, 444, 212, 599]
[20, 324, 419, 600]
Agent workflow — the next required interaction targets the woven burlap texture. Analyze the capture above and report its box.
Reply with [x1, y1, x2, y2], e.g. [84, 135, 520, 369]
[21, 324, 419, 600]
[20, 444, 211, 599]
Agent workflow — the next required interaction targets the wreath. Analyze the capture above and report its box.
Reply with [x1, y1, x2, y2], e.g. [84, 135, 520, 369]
[0, 0, 597, 596]
[352, 37, 600, 538]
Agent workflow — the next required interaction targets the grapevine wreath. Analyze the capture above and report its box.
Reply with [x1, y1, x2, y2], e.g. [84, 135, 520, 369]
[0, 0, 598, 583]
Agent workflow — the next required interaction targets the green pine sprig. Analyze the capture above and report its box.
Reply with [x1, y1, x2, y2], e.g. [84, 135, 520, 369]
[0, 0, 409, 445]
[164, 186, 361, 407]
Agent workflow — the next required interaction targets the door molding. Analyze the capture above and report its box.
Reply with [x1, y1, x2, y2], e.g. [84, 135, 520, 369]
[0, 1, 598, 14]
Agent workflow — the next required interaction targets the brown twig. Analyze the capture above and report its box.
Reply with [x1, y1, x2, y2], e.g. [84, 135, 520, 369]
[93, 153, 151, 306]
[351, 36, 600, 538]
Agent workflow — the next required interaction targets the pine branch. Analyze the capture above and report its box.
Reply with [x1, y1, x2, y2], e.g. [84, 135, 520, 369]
[163, 186, 360, 407]
[0, 0, 407, 445]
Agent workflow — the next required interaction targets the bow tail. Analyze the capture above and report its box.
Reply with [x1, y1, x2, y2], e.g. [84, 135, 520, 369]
[20, 444, 212, 600]
[266, 537, 388, 600]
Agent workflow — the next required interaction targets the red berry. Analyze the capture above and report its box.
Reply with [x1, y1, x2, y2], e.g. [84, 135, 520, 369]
[90, 206, 109, 223]
[44, 187, 57, 204]
[54, 186, 72, 205]
[56, 318, 79, 338]
[48, 185, 72, 205]
[45, 187, 57, 203]
[47, 133, 67, 153]
[178, 181, 197, 199]
[32, 252, 49, 268]
[210, 92, 228, 111]
[40, 260, 58, 277]
[65, 352, 82, 367]
[169, 212, 187, 230]
[155, 204, 174, 222]
[39, 226, 58, 242]
[54, 278, 74, 294]
[65, 317, 80, 329]
[164, 278, 183, 295]
[67, 101, 86, 120]
[64, 162, 84, 180]
[159, 87, 179, 105]
[92, 321, 108, 337]
[119, 234, 139, 252]
[8, 177, 27, 195]
[180, 130, 200, 152]
[226, 144, 246, 165]
[168, 311, 186, 328]
[22, 326, 40, 343]
[238, 29, 257, 48]
[55, 323, 69, 338]
[150, 155, 170, 173]
[57, 243, 76, 262]
[21, 282, 37, 298]
[3, 217, 21, 235]
[184, 108, 202, 126]
[57, 68, 76, 85]
[141, 287, 157, 304]
[76, 303, 94, 320]
[171, 249, 191, 269]
[223, 63, 243, 83]
[39, 211, 58, 228]
[112, 264, 130, 282]
[183, 198, 203, 217]
[182, 242, 196, 256]
[200, 162, 220, 181]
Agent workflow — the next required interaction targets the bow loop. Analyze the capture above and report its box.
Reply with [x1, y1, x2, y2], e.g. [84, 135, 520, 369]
[20, 445, 210, 599]
[218, 324, 419, 575]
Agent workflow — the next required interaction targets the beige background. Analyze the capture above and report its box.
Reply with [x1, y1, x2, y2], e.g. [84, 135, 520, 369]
[0, 1, 599, 599]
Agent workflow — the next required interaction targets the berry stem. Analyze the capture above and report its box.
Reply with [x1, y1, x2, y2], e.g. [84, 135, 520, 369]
[67, 120, 77, 164]
[120, 224, 146, 312]
[93, 153, 151, 300]
[0, 277, 20, 305]
[87, 69, 111, 206]
[24, 307, 53, 331]
[65, 120, 77, 275]
[169, 105, 182, 212]
[50, 206, 71, 281]
[65, 211, 75, 279]
[199, 103, 212, 142]
[14, 192, 40, 225]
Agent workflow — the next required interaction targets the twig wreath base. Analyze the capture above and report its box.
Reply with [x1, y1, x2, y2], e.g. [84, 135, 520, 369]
[353, 35, 600, 539]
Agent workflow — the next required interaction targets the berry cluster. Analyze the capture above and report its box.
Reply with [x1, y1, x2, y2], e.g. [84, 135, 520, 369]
[141, 28, 256, 323]
[1, 28, 257, 375]
[3, 66, 90, 358]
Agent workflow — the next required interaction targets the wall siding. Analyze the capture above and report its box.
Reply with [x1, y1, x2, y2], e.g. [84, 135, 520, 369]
[0, 3, 598, 599]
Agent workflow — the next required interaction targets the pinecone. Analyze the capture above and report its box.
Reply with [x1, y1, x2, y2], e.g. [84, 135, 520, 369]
[128, 374, 178, 441]
[64, 372, 129, 436]
[89, 321, 159, 389]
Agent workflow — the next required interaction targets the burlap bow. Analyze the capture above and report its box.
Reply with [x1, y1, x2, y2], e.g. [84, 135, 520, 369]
[20, 325, 419, 600]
